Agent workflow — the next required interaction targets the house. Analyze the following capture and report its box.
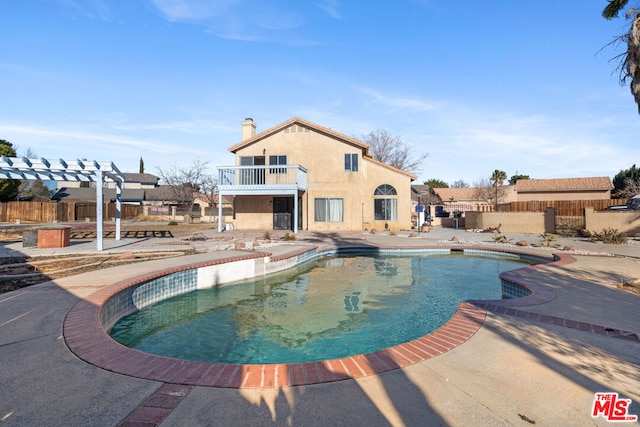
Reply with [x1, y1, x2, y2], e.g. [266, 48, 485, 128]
[432, 186, 517, 215]
[513, 177, 614, 201]
[106, 173, 159, 190]
[217, 117, 417, 232]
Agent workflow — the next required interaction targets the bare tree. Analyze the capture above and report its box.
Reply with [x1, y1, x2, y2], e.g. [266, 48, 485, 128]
[361, 130, 428, 174]
[200, 173, 219, 222]
[451, 180, 469, 188]
[618, 176, 640, 197]
[472, 175, 510, 211]
[156, 160, 210, 221]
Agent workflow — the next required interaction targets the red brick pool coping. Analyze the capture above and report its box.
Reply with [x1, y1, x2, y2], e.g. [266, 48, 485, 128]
[63, 246, 637, 391]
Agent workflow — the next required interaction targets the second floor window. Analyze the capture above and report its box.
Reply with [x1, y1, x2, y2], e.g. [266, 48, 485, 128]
[344, 153, 358, 172]
[269, 155, 287, 174]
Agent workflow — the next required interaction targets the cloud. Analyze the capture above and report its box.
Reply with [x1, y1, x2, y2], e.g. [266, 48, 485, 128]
[360, 87, 439, 112]
[0, 123, 187, 155]
[149, 0, 238, 22]
[55, 0, 114, 21]
[149, 0, 319, 45]
[315, 0, 342, 19]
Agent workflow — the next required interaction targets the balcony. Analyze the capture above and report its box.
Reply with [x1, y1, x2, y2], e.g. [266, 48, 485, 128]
[217, 164, 307, 195]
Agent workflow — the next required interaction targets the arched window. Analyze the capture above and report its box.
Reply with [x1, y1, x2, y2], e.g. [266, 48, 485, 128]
[374, 184, 397, 196]
[374, 184, 397, 220]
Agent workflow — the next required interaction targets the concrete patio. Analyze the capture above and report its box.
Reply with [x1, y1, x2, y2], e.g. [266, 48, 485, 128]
[0, 226, 638, 426]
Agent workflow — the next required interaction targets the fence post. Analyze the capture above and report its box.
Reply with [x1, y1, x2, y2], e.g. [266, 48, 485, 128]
[544, 207, 555, 234]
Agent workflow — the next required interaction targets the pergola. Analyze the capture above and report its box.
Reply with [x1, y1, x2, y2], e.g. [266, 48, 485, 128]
[0, 156, 125, 251]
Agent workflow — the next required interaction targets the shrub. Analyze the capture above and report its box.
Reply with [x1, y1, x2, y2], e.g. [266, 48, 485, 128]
[589, 228, 627, 244]
[539, 233, 558, 247]
[167, 221, 178, 226]
[492, 233, 512, 244]
[262, 231, 272, 240]
[282, 232, 297, 241]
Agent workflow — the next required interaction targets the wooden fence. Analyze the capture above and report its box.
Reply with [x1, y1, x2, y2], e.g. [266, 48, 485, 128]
[503, 199, 617, 215]
[0, 201, 139, 223]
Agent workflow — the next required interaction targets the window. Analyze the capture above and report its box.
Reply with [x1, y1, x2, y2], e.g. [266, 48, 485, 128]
[374, 184, 397, 196]
[374, 184, 398, 220]
[344, 153, 358, 172]
[269, 155, 287, 174]
[314, 198, 343, 222]
[239, 156, 265, 185]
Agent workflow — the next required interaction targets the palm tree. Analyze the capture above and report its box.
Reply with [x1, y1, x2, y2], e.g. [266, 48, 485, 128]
[603, 1, 640, 113]
[490, 170, 507, 211]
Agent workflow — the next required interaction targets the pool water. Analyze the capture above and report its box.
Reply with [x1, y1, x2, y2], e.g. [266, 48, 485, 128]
[109, 253, 532, 364]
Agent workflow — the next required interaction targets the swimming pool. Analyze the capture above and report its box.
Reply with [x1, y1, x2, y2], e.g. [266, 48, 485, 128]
[109, 251, 536, 364]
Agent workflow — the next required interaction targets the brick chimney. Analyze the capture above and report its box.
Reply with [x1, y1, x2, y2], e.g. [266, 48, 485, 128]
[241, 118, 256, 140]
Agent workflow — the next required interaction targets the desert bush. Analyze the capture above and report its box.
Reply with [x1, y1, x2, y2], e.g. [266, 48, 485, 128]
[167, 221, 178, 226]
[492, 233, 511, 243]
[539, 233, 558, 247]
[589, 228, 627, 244]
[282, 232, 297, 241]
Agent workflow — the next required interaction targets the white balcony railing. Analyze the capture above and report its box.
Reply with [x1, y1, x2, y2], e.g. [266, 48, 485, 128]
[217, 164, 307, 193]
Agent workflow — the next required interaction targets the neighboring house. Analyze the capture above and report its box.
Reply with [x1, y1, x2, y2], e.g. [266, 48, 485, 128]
[217, 117, 417, 232]
[410, 185, 432, 205]
[513, 177, 614, 201]
[52, 187, 145, 204]
[106, 173, 159, 190]
[433, 187, 485, 215]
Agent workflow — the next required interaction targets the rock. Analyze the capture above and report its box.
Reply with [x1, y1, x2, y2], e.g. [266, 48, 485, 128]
[563, 245, 576, 251]
[451, 236, 459, 242]
[409, 232, 417, 238]
[515, 240, 529, 247]
[119, 251, 135, 260]
[234, 241, 245, 250]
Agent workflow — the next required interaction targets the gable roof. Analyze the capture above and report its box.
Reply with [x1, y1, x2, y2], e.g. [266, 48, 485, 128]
[514, 177, 614, 193]
[52, 187, 144, 203]
[123, 173, 159, 184]
[228, 117, 369, 153]
[228, 117, 417, 180]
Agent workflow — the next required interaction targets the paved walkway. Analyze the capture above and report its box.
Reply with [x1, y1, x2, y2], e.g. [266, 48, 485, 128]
[1, 226, 639, 426]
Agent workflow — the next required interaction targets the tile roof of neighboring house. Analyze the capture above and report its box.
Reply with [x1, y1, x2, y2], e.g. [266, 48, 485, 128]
[52, 188, 145, 203]
[123, 173, 159, 184]
[514, 177, 614, 192]
[434, 187, 481, 202]
[228, 117, 417, 180]
[411, 185, 430, 194]
[143, 186, 182, 202]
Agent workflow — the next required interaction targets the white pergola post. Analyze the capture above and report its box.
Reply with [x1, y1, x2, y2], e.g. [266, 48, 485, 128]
[115, 180, 122, 241]
[96, 169, 103, 251]
[218, 193, 224, 232]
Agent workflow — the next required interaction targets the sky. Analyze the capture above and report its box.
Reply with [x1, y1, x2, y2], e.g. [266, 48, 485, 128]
[1, 0, 639, 186]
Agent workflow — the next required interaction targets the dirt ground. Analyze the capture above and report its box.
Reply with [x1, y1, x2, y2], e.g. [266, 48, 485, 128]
[0, 222, 214, 293]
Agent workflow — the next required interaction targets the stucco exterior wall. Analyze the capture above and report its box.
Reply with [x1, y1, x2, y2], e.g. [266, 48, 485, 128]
[584, 208, 640, 236]
[464, 211, 554, 234]
[232, 124, 413, 232]
[234, 195, 275, 230]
